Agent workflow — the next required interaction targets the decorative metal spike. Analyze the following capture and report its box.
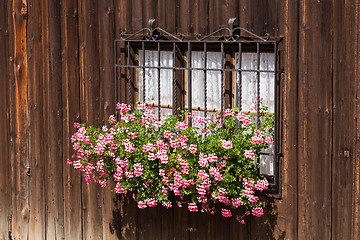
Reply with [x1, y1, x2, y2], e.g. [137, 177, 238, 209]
[228, 18, 236, 31]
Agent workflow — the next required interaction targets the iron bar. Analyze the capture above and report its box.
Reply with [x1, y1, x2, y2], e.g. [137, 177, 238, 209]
[158, 42, 161, 120]
[187, 42, 192, 126]
[273, 41, 278, 187]
[256, 42, 260, 128]
[127, 42, 131, 105]
[114, 40, 118, 120]
[220, 42, 224, 123]
[115, 64, 276, 73]
[142, 42, 146, 102]
[238, 42, 242, 111]
[204, 42, 207, 121]
[173, 42, 177, 115]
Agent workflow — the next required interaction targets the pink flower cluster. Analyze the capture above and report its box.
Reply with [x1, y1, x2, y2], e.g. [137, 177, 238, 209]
[67, 102, 274, 223]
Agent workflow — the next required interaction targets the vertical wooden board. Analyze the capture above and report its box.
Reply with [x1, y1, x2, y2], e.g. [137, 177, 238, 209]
[117, 0, 132, 33]
[266, 0, 298, 239]
[27, 0, 46, 239]
[229, 215, 247, 240]
[156, 0, 165, 29]
[164, 0, 176, 33]
[78, 0, 104, 239]
[98, 0, 119, 239]
[353, 1, 360, 238]
[42, 0, 65, 238]
[209, 0, 239, 33]
[189, 211, 216, 240]
[143, 0, 155, 27]
[119, 195, 137, 240]
[0, 1, 11, 239]
[191, 0, 208, 35]
[297, 0, 332, 239]
[214, 210, 230, 240]
[331, 0, 355, 239]
[138, 207, 162, 240]
[61, 0, 83, 239]
[177, 0, 190, 34]
[11, 0, 30, 239]
[131, 0, 142, 32]
[173, 202, 190, 240]
[160, 204, 174, 240]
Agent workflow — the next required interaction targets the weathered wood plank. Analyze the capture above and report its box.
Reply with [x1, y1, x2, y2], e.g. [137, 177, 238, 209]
[138, 207, 162, 240]
[61, 0, 83, 239]
[78, 0, 104, 239]
[297, 0, 332, 239]
[42, 0, 65, 238]
[177, 0, 191, 34]
[267, 0, 298, 239]
[0, 1, 11, 239]
[331, 0, 355, 239]
[352, 1, 360, 239]
[98, 0, 119, 239]
[27, 0, 45, 239]
[173, 206, 189, 240]
[11, 0, 30, 239]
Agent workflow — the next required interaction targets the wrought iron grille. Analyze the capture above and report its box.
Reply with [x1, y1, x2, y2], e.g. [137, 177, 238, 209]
[114, 18, 281, 190]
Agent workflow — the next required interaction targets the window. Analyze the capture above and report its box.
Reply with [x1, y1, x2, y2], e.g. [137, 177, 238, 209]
[114, 18, 281, 190]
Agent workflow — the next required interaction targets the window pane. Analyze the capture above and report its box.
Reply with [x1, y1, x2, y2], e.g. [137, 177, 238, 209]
[235, 53, 275, 113]
[260, 144, 275, 176]
[190, 52, 222, 110]
[138, 50, 173, 105]
[235, 52, 275, 176]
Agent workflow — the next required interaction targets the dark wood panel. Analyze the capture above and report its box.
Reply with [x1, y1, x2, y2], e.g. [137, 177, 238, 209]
[61, 0, 83, 239]
[78, 0, 104, 239]
[98, 0, 119, 239]
[297, 0, 332, 239]
[11, 0, 30, 239]
[42, 0, 65, 238]
[352, 1, 360, 239]
[0, 1, 11, 239]
[267, 0, 298, 239]
[331, 0, 356, 239]
[27, 0, 45, 239]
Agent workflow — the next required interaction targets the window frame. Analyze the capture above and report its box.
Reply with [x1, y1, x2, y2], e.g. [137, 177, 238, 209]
[114, 18, 282, 194]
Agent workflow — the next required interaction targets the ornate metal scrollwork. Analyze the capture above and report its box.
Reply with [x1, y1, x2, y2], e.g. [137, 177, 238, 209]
[120, 18, 270, 42]
[120, 19, 184, 41]
[196, 17, 270, 42]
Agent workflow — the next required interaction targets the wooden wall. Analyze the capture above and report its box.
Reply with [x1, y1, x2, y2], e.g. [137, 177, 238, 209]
[1, 0, 360, 239]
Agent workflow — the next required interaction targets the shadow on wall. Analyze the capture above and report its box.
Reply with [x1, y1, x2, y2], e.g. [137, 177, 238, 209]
[109, 194, 284, 240]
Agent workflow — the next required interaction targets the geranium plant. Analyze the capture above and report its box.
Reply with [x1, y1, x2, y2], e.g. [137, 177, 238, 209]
[67, 102, 274, 223]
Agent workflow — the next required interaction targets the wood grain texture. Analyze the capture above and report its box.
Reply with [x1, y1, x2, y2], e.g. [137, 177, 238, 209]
[61, 0, 83, 239]
[297, 0, 332, 239]
[42, 0, 65, 237]
[3, 0, 360, 239]
[98, 0, 118, 239]
[27, 0, 45, 239]
[78, 0, 103, 239]
[270, 0, 298, 239]
[11, 0, 30, 239]
[331, 0, 355, 239]
[353, 1, 360, 239]
[0, 1, 11, 239]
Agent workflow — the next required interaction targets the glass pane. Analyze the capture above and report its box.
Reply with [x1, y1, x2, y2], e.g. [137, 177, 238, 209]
[190, 51, 222, 111]
[235, 53, 275, 113]
[138, 50, 173, 105]
[260, 144, 275, 176]
[235, 52, 276, 176]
